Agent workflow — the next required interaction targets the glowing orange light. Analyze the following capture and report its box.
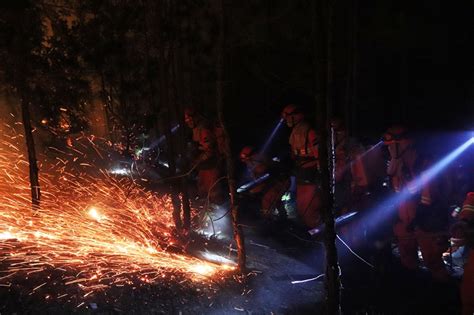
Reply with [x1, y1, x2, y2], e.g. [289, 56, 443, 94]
[0, 125, 234, 300]
[87, 207, 105, 222]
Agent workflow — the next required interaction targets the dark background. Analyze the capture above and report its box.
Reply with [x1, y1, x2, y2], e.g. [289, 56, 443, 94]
[221, 0, 473, 155]
[1, 0, 473, 158]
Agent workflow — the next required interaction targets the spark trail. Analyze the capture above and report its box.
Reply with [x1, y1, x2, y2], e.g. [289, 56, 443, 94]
[0, 125, 234, 302]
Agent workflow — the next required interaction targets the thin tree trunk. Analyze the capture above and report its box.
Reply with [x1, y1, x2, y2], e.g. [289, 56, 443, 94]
[312, 0, 341, 313]
[350, 0, 358, 135]
[216, 0, 246, 273]
[344, 0, 358, 135]
[20, 95, 40, 210]
[170, 38, 192, 231]
[167, 0, 192, 232]
[171, 48, 191, 231]
[100, 72, 112, 139]
[156, 1, 182, 233]
[399, 9, 407, 122]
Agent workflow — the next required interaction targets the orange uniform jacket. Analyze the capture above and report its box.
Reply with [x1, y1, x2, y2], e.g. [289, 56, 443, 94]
[289, 121, 319, 169]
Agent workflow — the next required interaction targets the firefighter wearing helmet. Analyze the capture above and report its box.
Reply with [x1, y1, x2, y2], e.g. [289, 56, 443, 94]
[281, 104, 321, 228]
[384, 126, 450, 281]
[239, 146, 290, 221]
[451, 192, 474, 315]
[184, 108, 223, 204]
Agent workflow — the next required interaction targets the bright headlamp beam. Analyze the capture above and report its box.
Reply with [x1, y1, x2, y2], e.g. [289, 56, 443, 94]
[411, 137, 474, 190]
[339, 141, 383, 175]
[365, 136, 474, 230]
[147, 124, 181, 152]
[237, 173, 270, 193]
[259, 118, 284, 156]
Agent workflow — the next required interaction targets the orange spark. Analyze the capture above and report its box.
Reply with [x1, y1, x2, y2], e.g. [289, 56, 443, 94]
[0, 126, 235, 301]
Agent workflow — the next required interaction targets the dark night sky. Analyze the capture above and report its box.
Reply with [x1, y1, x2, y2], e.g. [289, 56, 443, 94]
[222, 0, 473, 154]
[2, 0, 472, 156]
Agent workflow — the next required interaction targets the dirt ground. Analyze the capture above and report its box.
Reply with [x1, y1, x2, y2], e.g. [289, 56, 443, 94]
[0, 201, 464, 315]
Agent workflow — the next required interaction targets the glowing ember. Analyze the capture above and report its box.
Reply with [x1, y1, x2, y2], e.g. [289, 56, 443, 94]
[87, 206, 106, 222]
[190, 264, 216, 276]
[0, 231, 14, 240]
[0, 125, 234, 301]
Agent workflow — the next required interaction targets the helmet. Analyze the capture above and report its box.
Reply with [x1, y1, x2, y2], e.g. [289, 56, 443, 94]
[382, 125, 410, 145]
[383, 125, 413, 159]
[239, 146, 255, 162]
[281, 104, 300, 118]
[281, 104, 304, 127]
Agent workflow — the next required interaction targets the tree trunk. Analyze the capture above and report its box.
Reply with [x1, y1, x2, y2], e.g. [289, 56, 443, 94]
[100, 72, 112, 139]
[216, 0, 246, 273]
[350, 0, 359, 135]
[398, 9, 408, 123]
[344, 0, 358, 135]
[170, 38, 192, 231]
[161, 56, 183, 233]
[151, 0, 182, 233]
[20, 95, 40, 210]
[312, 0, 341, 313]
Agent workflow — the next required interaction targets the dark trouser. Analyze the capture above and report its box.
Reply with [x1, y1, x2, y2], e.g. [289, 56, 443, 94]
[393, 201, 449, 281]
[296, 183, 321, 228]
[294, 164, 321, 229]
[462, 251, 474, 315]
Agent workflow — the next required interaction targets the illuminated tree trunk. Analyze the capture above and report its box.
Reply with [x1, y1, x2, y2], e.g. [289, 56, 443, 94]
[313, 0, 341, 313]
[216, 0, 246, 272]
[20, 94, 41, 210]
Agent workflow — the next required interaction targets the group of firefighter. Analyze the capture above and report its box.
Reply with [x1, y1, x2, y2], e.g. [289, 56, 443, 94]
[183, 104, 473, 315]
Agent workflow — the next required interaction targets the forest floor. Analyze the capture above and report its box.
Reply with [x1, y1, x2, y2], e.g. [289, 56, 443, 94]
[0, 198, 464, 315]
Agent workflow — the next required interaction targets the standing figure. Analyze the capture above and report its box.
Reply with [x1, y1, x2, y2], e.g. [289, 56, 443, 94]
[451, 192, 474, 315]
[239, 146, 290, 221]
[184, 108, 223, 204]
[281, 104, 321, 228]
[384, 126, 449, 281]
[331, 118, 369, 212]
[331, 118, 370, 245]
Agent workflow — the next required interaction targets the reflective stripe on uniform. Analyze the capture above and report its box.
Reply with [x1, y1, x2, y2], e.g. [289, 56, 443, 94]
[407, 181, 418, 194]
[462, 205, 474, 212]
[294, 148, 312, 157]
[290, 122, 316, 158]
[420, 195, 432, 205]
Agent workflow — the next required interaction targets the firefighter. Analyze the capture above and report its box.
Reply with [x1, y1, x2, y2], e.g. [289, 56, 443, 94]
[451, 192, 474, 315]
[384, 126, 450, 281]
[281, 104, 321, 228]
[184, 108, 223, 204]
[239, 146, 290, 221]
[332, 118, 369, 212]
[331, 118, 370, 245]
